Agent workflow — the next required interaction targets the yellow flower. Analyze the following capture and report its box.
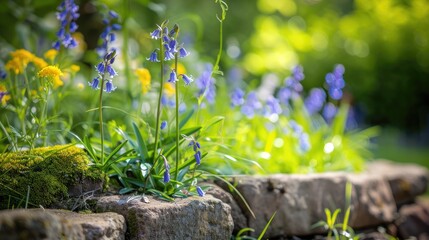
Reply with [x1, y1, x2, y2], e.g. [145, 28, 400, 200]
[44, 49, 58, 61]
[32, 57, 48, 69]
[135, 68, 151, 94]
[38, 66, 64, 89]
[10, 49, 36, 66]
[173, 62, 187, 75]
[5, 58, 24, 74]
[70, 64, 80, 73]
[163, 82, 175, 97]
[77, 83, 84, 89]
[0, 85, 11, 106]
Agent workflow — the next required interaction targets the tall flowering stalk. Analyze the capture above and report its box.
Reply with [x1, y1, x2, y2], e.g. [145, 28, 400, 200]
[89, 10, 121, 166]
[53, 0, 80, 50]
[148, 22, 192, 181]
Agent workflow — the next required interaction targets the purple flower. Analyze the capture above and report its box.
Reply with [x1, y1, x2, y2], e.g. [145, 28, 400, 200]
[169, 39, 177, 53]
[299, 133, 311, 152]
[105, 80, 116, 93]
[168, 70, 177, 83]
[109, 10, 119, 19]
[181, 74, 193, 85]
[89, 77, 100, 89]
[96, 62, 105, 74]
[160, 121, 167, 130]
[163, 157, 170, 183]
[230, 88, 245, 107]
[323, 102, 337, 123]
[241, 92, 262, 118]
[53, 0, 80, 50]
[194, 151, 202, 165]
[97, 9, 121, 58]
[147, 50, 160, 62]
[304, 88, 326, 115]
[106, 65, 117, 77]
[195, 64, 216, 104]
[196, 186, 205, 197]
[325, 64, 346, 100]
[265, 96, 282, 116]
[178, 47, 189, 58]
[150, 27, 161, 39]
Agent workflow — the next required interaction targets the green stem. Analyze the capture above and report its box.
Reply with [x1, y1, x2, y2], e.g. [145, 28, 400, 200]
[122, 0, 132, 95]
[0, 120, 17, 151]
[152, 39, 165, 165]
[99, 69, 107, 166]
[174, 55, 179, 181]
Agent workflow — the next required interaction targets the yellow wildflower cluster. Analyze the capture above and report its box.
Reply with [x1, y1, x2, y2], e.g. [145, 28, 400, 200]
[0, 85, 11, 106]
[38, 66, 64, 89]
[135, 68, 151, 94]
[5, 49, 48, 75]
[44, 49, 58, 62]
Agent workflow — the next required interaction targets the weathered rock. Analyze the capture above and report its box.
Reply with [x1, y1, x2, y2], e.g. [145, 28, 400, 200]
[395, 198, 429, 240]
[46, 209, 126, 240]
[366, 160, 429, 205]
[96, 195, 234, 240]
[205, 183, 248, 232]
[220, 172, 396, 238]
[0, 209, 84, 239]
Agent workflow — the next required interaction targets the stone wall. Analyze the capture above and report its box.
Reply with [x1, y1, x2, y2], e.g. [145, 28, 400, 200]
[0, 160, 428, 239]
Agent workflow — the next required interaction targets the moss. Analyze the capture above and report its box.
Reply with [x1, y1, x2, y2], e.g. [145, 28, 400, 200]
[0, 145, 102, 209]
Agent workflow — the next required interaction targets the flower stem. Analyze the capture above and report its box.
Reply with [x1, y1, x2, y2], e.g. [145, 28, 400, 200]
[99, 65, 106, 166]
[153, 38, 165, 165]
[174, 54, 179, 181]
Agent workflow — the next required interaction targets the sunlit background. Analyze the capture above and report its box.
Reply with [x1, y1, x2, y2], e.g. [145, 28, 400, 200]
[1, 0, 428, 168]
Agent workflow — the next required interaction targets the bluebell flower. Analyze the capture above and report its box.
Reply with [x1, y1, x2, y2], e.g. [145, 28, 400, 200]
[169, 39, 177, 53]
[265, 96, 282, 116]
[150, 27, 161, 39]
[178, 47, 189, 58]
[323, 102, 337, 123]
[289, 120, 303, 135]
[147, 50, 160, 62]
[292, 65, 305, 81]
[96, 10, 121, 58]
[194, 151, 202, 165]
[181, 74, 193, 85]
[304, 88, 326, 115]
[105, 80, 116, 93]
[168, 70, 177, 83]
[96, 62, 105, 73]
[196, 186, 205, 197]
[160, 120, 167, 130]
[195, 64, 216, 104]
[325, 64, 346, 100]
[164, 50, 175, 61]
[230, 88, 245, 107]
[106, 65, 117, 77]
[241, 92, 262, 118]
[163, 157, 170, 183]
[89, 77, 100, 89]
[278, 65, 305, 105]
[54, 0, 80, 50]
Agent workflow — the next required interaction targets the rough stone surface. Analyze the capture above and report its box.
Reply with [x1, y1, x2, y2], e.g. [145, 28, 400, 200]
[220, 172, 397, 238]
[96, 195, 234, 240]
[396, 199, 429, 240]
[47, 209, 126, 240]
[0, 209, 84, 239]
[366, 160, 429, 205]
[205, 183, 247, 232]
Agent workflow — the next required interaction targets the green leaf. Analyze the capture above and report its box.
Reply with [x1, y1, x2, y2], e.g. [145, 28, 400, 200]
[257, 211, 276, 240]
[179, 108, 195, 129]
[201, 116, 225, 133]
[119, 187, 135, 195]
[132, 122, 149, 162]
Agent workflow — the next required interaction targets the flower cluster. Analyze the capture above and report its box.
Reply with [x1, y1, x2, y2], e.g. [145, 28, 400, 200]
[277, 65, 305, 105]
[304, 88, 326, 115]
[325, 64, 345, 100]
[96, 10, 121, 58]
[38, 65, 64, 89]
[5, 49, 48, 75]
[0, 85, 10, 106]
[195, 64, 216, 105]
[90, 50, 117, 92]
[189, 140, 202, 165]
[0, 70, 7, 79]
[53, 0, 80, 50]
[148, 23, 192, 85]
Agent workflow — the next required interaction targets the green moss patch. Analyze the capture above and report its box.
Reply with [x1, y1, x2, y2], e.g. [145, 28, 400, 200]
[0, 145, 102, 209]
